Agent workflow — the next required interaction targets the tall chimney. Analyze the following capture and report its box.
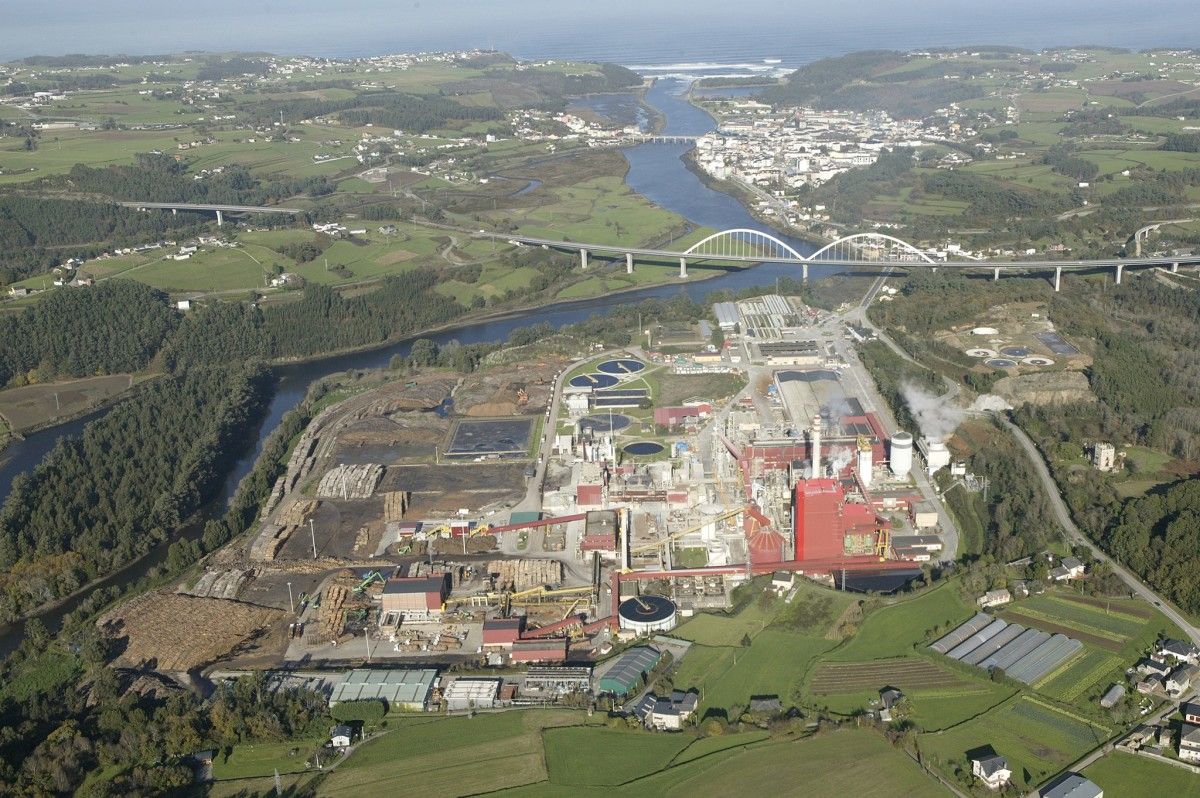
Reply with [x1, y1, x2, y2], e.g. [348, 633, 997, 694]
[810, 415, 822, 478]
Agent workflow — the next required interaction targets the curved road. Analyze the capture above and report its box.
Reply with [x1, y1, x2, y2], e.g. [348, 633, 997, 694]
[995, 413, 1200, 646]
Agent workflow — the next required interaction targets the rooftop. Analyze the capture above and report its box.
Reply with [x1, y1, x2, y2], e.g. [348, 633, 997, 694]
[329, 668, 438, 705]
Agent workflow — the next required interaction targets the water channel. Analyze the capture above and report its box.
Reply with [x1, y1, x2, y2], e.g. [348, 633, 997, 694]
[0, 79, 901, 651]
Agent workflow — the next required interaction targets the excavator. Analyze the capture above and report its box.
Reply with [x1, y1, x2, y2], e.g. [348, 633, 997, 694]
[352, 571, 385, 594]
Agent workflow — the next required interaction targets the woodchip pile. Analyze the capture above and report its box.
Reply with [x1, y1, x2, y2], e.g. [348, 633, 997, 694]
[99, 592, 284, 671]
[250, 499, 319, 561]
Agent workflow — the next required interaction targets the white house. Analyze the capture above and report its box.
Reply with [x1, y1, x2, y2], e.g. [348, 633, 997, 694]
[1157, 639, 1200, 665]
[1166, 664, 1198, 696]
[646, 691, 698, 731]
[978, 589, 1011, 609]
[970, 752, 1012, 790]
[1180, 723, 1200, 763]
[1183, 701, 1200, 725]
[330, 724, 353, 749]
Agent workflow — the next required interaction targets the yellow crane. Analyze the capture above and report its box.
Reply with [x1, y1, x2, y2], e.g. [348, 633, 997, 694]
[629, 506, 746, 554]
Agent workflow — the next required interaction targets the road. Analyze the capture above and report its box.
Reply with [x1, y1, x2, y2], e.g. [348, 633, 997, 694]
[996, 414, 1200, 647]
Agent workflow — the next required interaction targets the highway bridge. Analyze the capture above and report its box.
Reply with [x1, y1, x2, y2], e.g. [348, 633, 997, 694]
[120, 201, 305, 226]
[477, 228, 1200, 288]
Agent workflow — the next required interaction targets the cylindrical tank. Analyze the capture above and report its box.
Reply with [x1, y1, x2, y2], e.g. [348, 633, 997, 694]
[890, 432, 913, 478]
[618, 595, 677, 634]
[857, 444, 873, 488]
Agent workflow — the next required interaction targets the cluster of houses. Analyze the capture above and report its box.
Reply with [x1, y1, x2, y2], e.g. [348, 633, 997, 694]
[1136, 639, 1200, 698]
[1123, 700, 1200, 764]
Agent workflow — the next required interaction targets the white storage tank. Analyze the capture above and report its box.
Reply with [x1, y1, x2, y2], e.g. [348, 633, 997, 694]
[857, 441, 873, 488]
[890, 432, 913, 478]
[919, 438, 951, 475]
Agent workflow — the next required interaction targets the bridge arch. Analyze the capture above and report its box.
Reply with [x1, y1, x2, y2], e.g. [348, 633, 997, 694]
[682, 228, 808, 261]
[807, 232, 937, 264]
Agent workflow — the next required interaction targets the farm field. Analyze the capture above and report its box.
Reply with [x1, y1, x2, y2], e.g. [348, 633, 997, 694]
[1082, 751, 1200, 797]
[0, 374, 133, 431]
[1036, 648, 1124, 702]
[542, 727, 693, 786]
[485, 728, 948, 797]
[825, 582, 973, 662]
[210, 736, 324, 780]
[998, 590, 1183, 658]
[807, 657, 1013, 729]
[919, 695, 1113, 790]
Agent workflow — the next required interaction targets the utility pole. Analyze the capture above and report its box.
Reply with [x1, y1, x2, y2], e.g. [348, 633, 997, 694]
[309, 519, 318, 559]
[287, 581, 294, 614]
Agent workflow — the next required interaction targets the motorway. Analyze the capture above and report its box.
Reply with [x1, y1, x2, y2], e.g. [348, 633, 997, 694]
[478, 231, 1200, 274]
[119, 201, 305, 214]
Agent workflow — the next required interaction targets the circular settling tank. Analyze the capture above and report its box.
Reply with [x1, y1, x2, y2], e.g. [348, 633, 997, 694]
[596, 358, 646, 375]
[618, 595, 678, 633]
[1000, 346, 1030, 358]
[971, 327, 999, 335]
[985, 358, 1017, 368]
[578, 413, 632, 434]
[1022, 356, 1055, 366]
[569, 373, 619, 389]
[623, 441, 665, 457]
[965, 348, 997, 359]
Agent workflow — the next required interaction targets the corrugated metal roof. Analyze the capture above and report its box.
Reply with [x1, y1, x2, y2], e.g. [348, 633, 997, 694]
[598, 646, 661, 694]
[329, 668, 437, 706]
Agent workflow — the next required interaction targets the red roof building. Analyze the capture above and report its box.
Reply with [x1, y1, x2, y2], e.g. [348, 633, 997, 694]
[653, 404, 713, 427]
[482, 618, 524, 648]
[510, 638, 568, 663]
[577, 483, 603, 508]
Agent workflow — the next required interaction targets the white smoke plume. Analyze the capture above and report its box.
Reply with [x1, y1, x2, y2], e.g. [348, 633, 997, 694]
[901, 382, 965, 441]
[829, 446, 853, 475]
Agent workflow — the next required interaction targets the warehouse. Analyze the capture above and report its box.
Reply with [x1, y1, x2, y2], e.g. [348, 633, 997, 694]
[443, 677, 502, 711]
[482, 618, 524, 649]
[524, 666, 592, 693]
[381, 574, 450, 621]
[598, 646, 662, 696]
[329, 668, 437, 712]
[510, 638, 569, 664]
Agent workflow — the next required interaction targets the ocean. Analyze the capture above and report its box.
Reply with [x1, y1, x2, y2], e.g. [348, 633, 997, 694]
[2, 0, 1199, 68]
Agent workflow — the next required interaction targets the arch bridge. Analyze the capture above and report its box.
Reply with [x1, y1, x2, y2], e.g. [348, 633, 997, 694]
[477, 227, 1200, 289]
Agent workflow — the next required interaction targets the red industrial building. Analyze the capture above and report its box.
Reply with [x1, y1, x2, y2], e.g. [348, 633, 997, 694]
[510, 638, 569, 664]
[380, 575, 450, 621]
[653, 404, 713, 427]
[793, 478, 887, 561]
[482, 618, 524, 648]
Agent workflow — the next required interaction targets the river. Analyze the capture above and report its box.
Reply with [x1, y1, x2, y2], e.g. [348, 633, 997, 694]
[0, 79, 895, 651]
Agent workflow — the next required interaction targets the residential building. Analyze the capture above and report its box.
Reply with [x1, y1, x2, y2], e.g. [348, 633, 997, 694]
[879, 688, 904, 722]
[770, 571, 795, 595]
[1091, 442, 1115, 471]
[1136, 658, 1172, 678]
[1180, 723, 1200, 763]
[978, 589, 1012, 609]
[1167, 664, 1199, 695]
[330, 725, 352, 749]
[970, 751, 1012, 790]
[1183, 701, 1200, 725]
[1158, 639, 1200, 665]
[646, 691, 699, 731]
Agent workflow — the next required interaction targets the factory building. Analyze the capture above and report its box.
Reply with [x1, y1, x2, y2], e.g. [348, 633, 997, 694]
[329, 668, 437, 712]
[524, 666, 592, 693]
[793, 479, 885, 561]
[381, 575, 450, 621]
[443, 678, 502, 711]
[482, 618, 524, 649]
[598, 646, 663, 696]
[510, 638, 569, 664]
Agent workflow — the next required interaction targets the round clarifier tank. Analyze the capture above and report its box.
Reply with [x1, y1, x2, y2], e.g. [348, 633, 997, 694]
[618, 594, 678, 634]
[890, 431, 913, 478]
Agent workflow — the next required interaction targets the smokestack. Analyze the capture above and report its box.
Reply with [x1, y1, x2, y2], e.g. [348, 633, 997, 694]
[857, 437, 873, 488]
[810, 415, 822, 478]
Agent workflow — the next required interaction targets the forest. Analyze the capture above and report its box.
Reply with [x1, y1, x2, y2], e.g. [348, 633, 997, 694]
[0, 363, 273, 621]
[0, 281, 178, 387]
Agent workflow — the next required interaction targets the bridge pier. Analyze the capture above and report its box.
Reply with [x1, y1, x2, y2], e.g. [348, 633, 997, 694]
[802, 262, 808, 282]
[993, 267, 1000, 282]
[580, 248, 588, 270]
[216, 209, 223, 227]
[171, 208, 177, 216]
[626, 252, 634, 274]
[1172, 262, 1179, 273]
[679, 257, 687, 279]
[1115, 263, 1123, 285]
[1054, 266, 1062, 293]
